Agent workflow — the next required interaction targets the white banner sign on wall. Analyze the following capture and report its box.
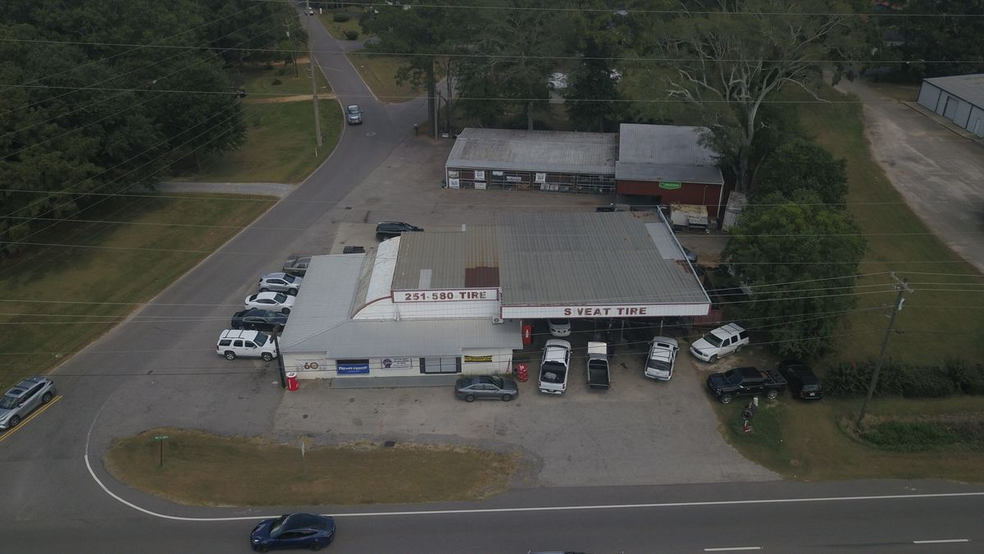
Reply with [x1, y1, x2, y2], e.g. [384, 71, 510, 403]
[475, 181, 487, 190]
[381, 356, 412, 369]
[500, 303, 710, 319]
[535, 172, 546, 183]
[448, 178, 460, 189]
[474, 170, 485, 180]
[393, 288, 500, 303]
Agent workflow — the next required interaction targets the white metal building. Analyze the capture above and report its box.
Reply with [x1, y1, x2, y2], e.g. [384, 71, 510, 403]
[278, 212, 710, 381]
[917, 73, 984, 137]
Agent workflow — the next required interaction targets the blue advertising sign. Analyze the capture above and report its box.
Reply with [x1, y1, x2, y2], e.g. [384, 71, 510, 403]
[337, 362, 370, 375]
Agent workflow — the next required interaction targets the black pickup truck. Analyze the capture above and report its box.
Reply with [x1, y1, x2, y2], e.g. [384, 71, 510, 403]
[706, 366, 787, 404]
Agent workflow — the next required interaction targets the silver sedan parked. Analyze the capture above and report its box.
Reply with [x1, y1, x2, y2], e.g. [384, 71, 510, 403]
[0, 376, 56, 430]
[259, 272, 303, 295]
[455, 376, 519, 402]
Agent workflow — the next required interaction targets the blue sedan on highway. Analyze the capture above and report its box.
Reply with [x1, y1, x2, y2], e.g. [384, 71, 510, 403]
[250, 513, 335, 551]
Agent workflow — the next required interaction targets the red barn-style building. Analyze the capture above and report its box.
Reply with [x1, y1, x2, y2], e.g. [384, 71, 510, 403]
[615, 124, 725, 218]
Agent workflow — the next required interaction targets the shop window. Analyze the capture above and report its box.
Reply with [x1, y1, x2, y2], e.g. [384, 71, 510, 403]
[420, 356, 461, 374]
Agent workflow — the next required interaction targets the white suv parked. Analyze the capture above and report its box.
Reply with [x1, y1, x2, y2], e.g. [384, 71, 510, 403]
[689, 323, 749, 363]
[645, 336, 679, 381]
[216, 330, 278, 361]
[538, 339, 572, 395]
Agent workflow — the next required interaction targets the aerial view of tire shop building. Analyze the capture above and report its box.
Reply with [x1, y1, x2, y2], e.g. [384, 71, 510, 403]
[277, 212, 711, 382]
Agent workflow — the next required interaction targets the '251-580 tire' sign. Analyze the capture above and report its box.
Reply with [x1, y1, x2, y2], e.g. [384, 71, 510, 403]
[393, 288, 499, 303]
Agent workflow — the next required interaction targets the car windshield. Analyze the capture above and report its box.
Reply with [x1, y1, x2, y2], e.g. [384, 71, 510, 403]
[273, 293, 288, 303]
[541, 362, 566, 383]
[347, 106, 359, 113]
[283, 274, 297, 283]
[702, 332, 725, 347]
[490, 376, 503, 388]
[0, 395, 17, 409]
[269, 515, 289, 536]
[254, 334, 268, 346]
[647, 360, 671, 372]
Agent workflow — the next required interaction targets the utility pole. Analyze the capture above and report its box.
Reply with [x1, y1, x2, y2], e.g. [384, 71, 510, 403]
[856, 274, 912, 430]
[306, 0, 323, 148]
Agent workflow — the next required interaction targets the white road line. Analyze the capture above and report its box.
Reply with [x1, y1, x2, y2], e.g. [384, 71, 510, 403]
[81, 445, 984, 523]
[704, 547, 762, 552]
[913, 539, 970, 544]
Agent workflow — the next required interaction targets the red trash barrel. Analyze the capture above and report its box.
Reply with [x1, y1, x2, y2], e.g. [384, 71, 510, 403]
[515, 363, 529, 382]
[286, 372, 299, 391]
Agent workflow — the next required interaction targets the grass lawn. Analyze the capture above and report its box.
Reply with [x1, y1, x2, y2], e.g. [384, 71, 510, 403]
[319, 10, 365, 41]
[183, 99, 342, 183]
[106, 428, 520, 506]
[234, 59, 332, 99]
[714, 396, 984, 482]
[0, 195, 274, 392]
[346, 53, 424, 103]
[797, 86, 984, 364]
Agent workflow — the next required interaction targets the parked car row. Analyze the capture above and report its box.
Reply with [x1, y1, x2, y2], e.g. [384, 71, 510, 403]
[217, 267, 306, 362]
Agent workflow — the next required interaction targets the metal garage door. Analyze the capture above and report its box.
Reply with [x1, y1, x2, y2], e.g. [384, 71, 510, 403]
[944, 97, 960, 120]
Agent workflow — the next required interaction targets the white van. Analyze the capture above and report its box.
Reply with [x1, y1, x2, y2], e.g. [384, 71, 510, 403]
[216, 329, 277, 361]
[689, 323, 749, 363]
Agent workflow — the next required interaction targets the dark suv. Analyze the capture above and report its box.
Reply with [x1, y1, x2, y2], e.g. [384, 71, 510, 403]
[777, 361, 823, 400]
[375, 221, 423, 240]
[231, 309, 289, 332]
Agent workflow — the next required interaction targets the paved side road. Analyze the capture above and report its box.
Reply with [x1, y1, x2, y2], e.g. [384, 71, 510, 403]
[837, 78, 984, 273]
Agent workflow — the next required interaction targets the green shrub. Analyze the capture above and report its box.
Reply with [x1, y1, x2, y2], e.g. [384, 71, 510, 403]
[333, 13, 350, 22]
[944, 358, 984, 395]
[271, 79, 282, 86]
[863, 421, 961, 452]
[899, 365, 955, 397]
[344, 30, 359, 40]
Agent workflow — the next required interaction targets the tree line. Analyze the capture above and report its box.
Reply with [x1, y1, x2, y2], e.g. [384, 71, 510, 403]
[0, 0, 298, 256]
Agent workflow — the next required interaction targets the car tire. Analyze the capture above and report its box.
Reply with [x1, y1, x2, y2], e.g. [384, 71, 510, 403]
[282, 308, 291, 314]
[709, 354, 718, 363]
[41, 392, 52, 404]
[288, 289, 298, 296]
[735, 345, 743, 354]
[720, 394, 733, 404]
[259, 288, 269, 293]
[501, 394, 513, 402]
[8, 415, 20, 428]
[261, 352, 274, 362]
[464, 395, 475, 403]
[767, 389, 779, 400]
[224, 351, 236, 360]
[309, 542, 324, 551]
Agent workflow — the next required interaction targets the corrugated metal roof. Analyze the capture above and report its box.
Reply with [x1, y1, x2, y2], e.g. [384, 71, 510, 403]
[283, 318, 522, 358]
[496, 212, 709, 306]
[924, 73, 984, 108]
[616, 124, 723, 184]
[446, 128, 618, 175]
[391, 225, 499, 290]
[279, 255, 366, 350]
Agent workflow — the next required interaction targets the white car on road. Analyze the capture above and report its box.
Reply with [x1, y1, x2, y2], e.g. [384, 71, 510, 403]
[538, 339, 572, 395]
[244, 291, 295, 314]
[645, 336, 679, 381]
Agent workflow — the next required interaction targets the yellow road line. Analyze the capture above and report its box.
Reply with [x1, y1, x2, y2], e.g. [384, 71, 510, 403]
[0, 395, 61, 444]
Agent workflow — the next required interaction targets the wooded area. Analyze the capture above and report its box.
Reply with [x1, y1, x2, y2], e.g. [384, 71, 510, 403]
[0, 0, 298, 255]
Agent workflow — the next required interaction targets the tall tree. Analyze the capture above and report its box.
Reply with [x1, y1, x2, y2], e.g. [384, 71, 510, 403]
[654, 0, 867, 192]
[562, 4, 625, 132]
[361, 1, 465, 136]
[754, 138, 848, 205]
[723, 190, 867, 358]
[895, 0, 984, 80]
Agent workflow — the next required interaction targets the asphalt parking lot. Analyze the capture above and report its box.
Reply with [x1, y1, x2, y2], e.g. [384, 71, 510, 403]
[275, 317, 777, 488]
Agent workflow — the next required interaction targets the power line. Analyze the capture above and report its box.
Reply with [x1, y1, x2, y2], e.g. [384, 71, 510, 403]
[4, 37, 983, 65]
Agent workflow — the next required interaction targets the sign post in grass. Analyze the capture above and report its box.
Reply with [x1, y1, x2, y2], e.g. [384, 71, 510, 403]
[155, 434, 169, 468]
